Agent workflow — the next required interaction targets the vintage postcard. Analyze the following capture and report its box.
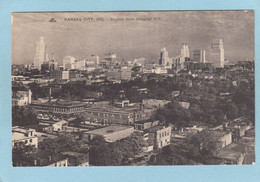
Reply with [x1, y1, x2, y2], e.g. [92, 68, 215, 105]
[11, 11, 254, 167]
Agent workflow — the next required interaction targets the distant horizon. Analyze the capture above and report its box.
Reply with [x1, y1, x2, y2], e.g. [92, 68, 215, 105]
[12, 11, 254, 65]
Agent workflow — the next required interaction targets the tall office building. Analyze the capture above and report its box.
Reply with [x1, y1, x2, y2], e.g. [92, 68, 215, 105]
[104, 53, 117, 66]
[33, 37, 47, 70]
[159, 47, 170, 66]
[210, 39, 224, 68]
[193, 49, 206, 63]
[202, 50, 206, 63]
[181, 43, 190, 58]
[63, 56, 76, 70]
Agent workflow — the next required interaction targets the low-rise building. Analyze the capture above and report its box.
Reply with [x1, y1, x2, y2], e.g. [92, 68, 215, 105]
[12, 89, 32, 106]
[134, 120, 160, 131]
[83, 125, 134, 143]
[210, 130, 232, 150]
[43, 120, 68, 133]
[146, 125, 172, 149]
[12, 127, 38, 148]
[31, 100, 86, 117]
[62, 152, 89, 166]
[214, 143, 246, 165]
[83, 105, 147, 125]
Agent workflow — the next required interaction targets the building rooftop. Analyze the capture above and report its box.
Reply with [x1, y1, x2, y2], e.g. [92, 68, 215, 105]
[85, 105, 140, 114]
[12, 127, 36, 141]
[210, 130, 231, 140]
[86, 125, 133, 136]
[32, 100, 86, 107]
[146, 125, 168, 133]
[215, 143, 246, 161]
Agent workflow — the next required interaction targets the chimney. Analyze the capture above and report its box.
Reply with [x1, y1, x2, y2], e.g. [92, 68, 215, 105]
[48, 87, 52, 103]
[48, 156, 52, 161]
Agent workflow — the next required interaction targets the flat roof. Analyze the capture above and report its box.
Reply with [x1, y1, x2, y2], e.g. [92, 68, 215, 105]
[215, 143, 247, 161]
[210, 130, 231, 139]
[86, 125, 133, 136]
[32, 101, 86, 107]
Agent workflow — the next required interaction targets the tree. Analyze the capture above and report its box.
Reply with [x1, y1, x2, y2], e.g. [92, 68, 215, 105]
[12, 143, 38, 166]
[89, 133, 145, 166]
[12, 106, 38, 126]
[156, 131, 220, 165]
[155, 101, 191, 127]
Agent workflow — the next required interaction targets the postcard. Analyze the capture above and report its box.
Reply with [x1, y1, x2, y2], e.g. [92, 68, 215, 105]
[11, 11, 255, 167]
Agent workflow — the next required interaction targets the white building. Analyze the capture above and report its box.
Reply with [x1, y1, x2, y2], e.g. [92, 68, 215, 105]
[12, 90, 32, 106]
[34, 37, 47, 70]
[181, 43, 190, 58]
[63, 56, 76, 70]
[12, 127, 38, 148]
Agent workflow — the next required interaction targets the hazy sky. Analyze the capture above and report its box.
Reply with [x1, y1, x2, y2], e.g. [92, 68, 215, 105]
[12, 11, 254, 64]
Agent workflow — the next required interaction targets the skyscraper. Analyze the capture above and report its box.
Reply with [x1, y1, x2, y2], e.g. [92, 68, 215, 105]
[193, 49, 206, 63]
[210, 39, 224, 68]
[181, 43, 190, 58]
[33, 37, 47, 70]
[159, 47, 170, 66]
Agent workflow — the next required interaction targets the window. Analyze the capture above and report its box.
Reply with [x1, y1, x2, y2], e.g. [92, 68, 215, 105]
[30, 139, 32, 142]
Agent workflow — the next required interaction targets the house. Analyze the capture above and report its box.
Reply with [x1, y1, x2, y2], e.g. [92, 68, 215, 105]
[13, 154, 68, 167]
[43, 120, 68, 133]
[146, 125, 172, 149]
[12, 126, 38, 148]
[178, 102, 190, 109]
[210, 130, 232, 150]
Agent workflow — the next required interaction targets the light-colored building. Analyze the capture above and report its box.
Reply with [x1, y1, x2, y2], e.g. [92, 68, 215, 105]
[210, 130, 232, 150]
[86, 55, 100, 65]
[34, 37, 47, 70]
[134, 120, 160, 131]
[12, 89, 32, 106]
[159, 47, 171, 68]
[43, 120, 69, 132]
[179, 102, 190, 109]
[210, 39, 225, 68]
[154, 66, 168, 74]
[104, 53, 117, 66]
[12, 127, 38, 148]
[50, 70, 78, 80]
[31, 100, 86, 117]
[181, 43, 190, 58]
[147, 126, 172, 149]
[75, 59, 86, 70]
[84, 125, 134, 143]
[63, 56, 76, 70]
[46, 158, 68, 167]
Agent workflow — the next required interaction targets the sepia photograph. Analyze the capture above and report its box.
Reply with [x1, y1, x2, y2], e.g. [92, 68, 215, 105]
[11, 11, 255, 167]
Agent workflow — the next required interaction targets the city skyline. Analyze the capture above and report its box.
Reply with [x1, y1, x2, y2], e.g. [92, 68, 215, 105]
[12, 11, 254, 65]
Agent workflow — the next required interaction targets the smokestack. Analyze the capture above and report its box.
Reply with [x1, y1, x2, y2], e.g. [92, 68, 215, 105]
[49, 87, 52, 103]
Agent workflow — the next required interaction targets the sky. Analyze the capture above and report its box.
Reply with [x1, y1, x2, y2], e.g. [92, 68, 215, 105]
[12, 11, 254, 65]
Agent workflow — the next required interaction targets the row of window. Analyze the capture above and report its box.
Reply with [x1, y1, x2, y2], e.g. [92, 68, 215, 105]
[34, 106, 84, 113]
[159, 130, 170, 138]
